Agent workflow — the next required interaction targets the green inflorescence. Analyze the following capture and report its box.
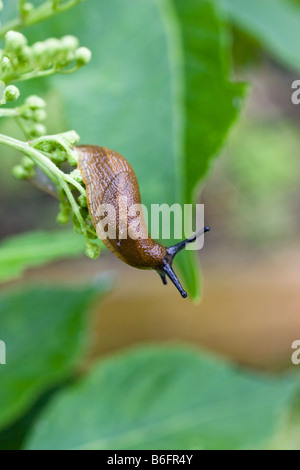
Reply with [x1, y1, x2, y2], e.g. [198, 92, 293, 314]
[0, 0, 100, 260]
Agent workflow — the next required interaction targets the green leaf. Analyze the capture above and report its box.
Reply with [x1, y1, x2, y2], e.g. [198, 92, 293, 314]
[21, 0, 246, 299]
[271, 388, 300, 450]
[170, 0, 247, 204]
[0, 281, 111, 430]
[25, 346, 297, 450]
[224, 118, 300, 245]
[24, 0, 177, 208]
[0, 1, 17, 23]
[0, 384, 65, 450]
[221, 0, 300, 72]
[164, 0, 247, 298]
[0, 230, 86, 283]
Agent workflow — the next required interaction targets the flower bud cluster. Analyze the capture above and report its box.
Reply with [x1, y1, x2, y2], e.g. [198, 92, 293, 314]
[0, 31, 92, 83]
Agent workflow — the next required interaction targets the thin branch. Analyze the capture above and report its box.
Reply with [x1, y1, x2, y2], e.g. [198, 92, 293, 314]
[0, 0, 85, 39]
[0, 109, 19, 117]
[0, 133, 88, 233]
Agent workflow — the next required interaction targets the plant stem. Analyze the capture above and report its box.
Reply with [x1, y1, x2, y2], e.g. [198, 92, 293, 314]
[0, 0, 85, 39]
[0, 133, 59, 183]
[0, 109, 19, 117]
[5, 67, 58, 84]
[0, 133, 88, 233]
[15, 116, 31, 139]
[61, 179, 86, 233]
[19, 0, 26, 15]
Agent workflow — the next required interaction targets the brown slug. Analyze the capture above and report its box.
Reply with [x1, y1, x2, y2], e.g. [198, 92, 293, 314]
[77, 145, 210, 298]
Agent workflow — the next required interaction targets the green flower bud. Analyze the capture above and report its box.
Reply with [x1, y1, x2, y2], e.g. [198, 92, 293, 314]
[21, 156, 35, 170]
[61, 35, 79, 52]
[32, 41, 46, 59]
[21, 108, 34, 120]
[44, 38, 61, 58]
[5, 31, 27, 52]
[57, 202, 71, 224]
[33, 141, 52, 152]
[25, 95, 46, 109]
[51, 150, 67, 164]
[22, 3, 34, 15]
[5, 85, 20, 102]
[30, 123, 46, 137]
[67, 154, 77, 167]
[69, 169, 82, 183]
[60, 130, 80, 147]
[78, 194, 87, 208]
[13, 165, 29, 180]
[17, 45, 33, 63]
[0, 56, 10, 71]
[0, 80, 5, 103]
[85, 242, 100, 260]
[75, 47, 92, 66]
[32, 109, 47, 123]
[57, 212, 69, 224]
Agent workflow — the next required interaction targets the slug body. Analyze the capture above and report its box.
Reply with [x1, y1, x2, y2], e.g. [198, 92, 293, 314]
[77, 145, 209, 298]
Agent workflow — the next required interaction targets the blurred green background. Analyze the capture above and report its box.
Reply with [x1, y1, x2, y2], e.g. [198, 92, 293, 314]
[0, 0, 300, 450]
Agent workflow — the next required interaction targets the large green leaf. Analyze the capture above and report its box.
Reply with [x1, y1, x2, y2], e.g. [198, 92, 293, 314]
[25, 346, 297, 450]
[0, 230, 87, 282]
[170, 0, 247, 204]
[23, 0, 177, 208]
[271, 389, 300, 450]
[224, 118, 300, 245]
[221, 0, 300, 72]
[0, 281, 111, 430]
[163, 0, 246, 298]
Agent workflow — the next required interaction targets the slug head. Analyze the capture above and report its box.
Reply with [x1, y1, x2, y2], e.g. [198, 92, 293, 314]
[158, 226, 210, 299]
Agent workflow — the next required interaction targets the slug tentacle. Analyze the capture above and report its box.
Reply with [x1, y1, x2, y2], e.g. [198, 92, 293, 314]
[166, 226, 211, 260]
[162, 264, 187, 299]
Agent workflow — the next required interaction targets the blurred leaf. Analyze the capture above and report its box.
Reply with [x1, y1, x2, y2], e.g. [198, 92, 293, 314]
[0, 280, 111, 430]
[23, 0, 177, 208]
[271, 388, 300, 450]
[225, 119, 300, 245]
[0, 1, 17, 24]
[231, 28, 262, 68]
[25, 346, 297, 450]
[221, 0, 300, 72]
[0, 230, 87, 282]
[21, 0, 245, 299]
[171, 0, 247, 204]
[0, 383, 68, 450]
[167, 0, 247, 298]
